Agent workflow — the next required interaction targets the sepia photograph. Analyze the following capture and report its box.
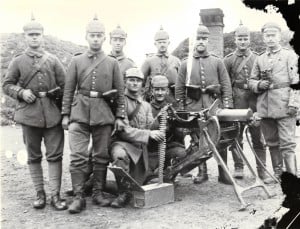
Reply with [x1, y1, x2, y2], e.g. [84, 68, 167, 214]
[1, 0, 299, 228]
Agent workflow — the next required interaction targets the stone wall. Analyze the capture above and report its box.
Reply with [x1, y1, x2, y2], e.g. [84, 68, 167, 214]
[200, 8, 224, 57]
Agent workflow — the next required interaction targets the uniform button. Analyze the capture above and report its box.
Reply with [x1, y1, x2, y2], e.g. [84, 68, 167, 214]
[201, 66, 204, 70]
[93, 71, 96, 74]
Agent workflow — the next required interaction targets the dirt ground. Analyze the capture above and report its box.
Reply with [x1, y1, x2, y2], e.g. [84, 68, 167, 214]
[1, 125, 300, 229]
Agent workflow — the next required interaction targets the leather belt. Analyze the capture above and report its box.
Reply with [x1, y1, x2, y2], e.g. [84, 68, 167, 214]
[234, 82, 249, 90]
[78, 89, 103, 98]
[268, 82, 290, 90]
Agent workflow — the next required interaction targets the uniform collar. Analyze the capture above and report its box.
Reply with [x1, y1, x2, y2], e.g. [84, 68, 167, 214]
[87, 49, 104, 58]
[109, 51, 125, 61]
[25, 48, 45, 57]
[235, 48, 251, 57]
[124, 90, 142, 103]
[193, 50, 210, 58]
[150, 100, 167, 109]
[156, 52, 169, 58]
[266, 45, 282, 55]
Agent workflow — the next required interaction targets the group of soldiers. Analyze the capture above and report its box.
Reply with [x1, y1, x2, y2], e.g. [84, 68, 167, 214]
[2, 14, 299, 214]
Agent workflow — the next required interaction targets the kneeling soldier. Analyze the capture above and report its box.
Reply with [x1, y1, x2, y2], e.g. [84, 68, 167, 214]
[110, 68, 164, 208]
[148, 75, 186, 171]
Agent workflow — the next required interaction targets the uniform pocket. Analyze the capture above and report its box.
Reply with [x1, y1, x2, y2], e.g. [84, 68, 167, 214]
[15, 101, 28, 110]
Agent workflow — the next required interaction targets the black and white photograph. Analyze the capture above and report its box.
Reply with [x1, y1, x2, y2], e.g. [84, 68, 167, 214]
[1, 0, 300, 228]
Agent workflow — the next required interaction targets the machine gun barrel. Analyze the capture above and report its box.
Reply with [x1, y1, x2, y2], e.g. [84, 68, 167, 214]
[215, 108, 253, 122]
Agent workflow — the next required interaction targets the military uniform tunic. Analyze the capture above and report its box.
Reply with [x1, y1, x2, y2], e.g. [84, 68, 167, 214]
[176, 51, 233, 110]
[3, 49, 65, 128]
[111, 91, 153, 184]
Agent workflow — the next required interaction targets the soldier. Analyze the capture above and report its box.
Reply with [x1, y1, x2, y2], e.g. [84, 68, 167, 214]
[141, 26, 181, 102]
[224, 22, 272, 184]
[61, 15, 126, 214]
[110, 67, 164, 208]
[175, 23, 233, 185]
[108, 25, 136, 78]
[249, 22, 299, 180]
[148, 75, 186, 171]
[2, 15, 67, 210]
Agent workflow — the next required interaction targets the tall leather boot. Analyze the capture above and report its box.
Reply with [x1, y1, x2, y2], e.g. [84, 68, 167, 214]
[193, 162, 208, 184]
[218, 150, 232, 185]
[269, 146, 283, 181]
[92, 166, 111, 207]
[68, 173, 86, 214]
[110, 178, 131, 208]
[231, 143, 244, 179]
[283, 154, 297, 175]
[255, 149, 273, 184]
[48, 161, 67, 210]
[29, 163, 46, 209]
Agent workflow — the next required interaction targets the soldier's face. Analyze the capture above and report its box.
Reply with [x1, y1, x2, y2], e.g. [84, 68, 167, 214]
[195, 36, 208, 52]
[110, 37, 126, 53]
[155, 39, 170, 53]
[125, 77, 143, 93]
[25, 32, 43, 49]
[86, 32, 105, 51]
[152, 87, 169, 102]
[235, 35, 250, 51]
[263, 30, 281, 48]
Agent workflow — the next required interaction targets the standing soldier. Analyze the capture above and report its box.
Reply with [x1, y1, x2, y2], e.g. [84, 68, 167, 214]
[108, 25, 136, 78]
[224, 22, 271, 184]
[141, 26, 181, 102]
[249, 22, 299, 179]
[2, 15, 67, 210]
[61, 15, 126, 214]
[175, 23, 233, 185]
[110, 68, 164, 208]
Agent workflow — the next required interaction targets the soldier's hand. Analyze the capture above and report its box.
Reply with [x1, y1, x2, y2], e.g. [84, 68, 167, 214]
[258, 80, 270, 90]
[250, 112, 261, 127]
[62, 115, 70, 130]
[115, 118, 126, 131]
[150, 130, 165, 142]
[287, 106, 298, 116]
[21, 89, 36, 103]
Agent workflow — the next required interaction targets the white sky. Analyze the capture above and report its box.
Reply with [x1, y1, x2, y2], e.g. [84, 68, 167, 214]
[0, 0, 291, 66]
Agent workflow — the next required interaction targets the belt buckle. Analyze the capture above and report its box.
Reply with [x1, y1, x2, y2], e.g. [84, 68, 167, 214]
[243, 84, 249, 89]
[38, 92, 47, 97]
[90, 91, 98, 98]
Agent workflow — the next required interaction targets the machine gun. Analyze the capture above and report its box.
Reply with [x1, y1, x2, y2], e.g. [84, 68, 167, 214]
[109, 99, 275, 210]
[156, 99, 275, 210]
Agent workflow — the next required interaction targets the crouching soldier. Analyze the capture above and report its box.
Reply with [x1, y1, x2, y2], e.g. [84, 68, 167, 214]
[61, 15, 126, 214]
[148, 75, 186, 171]
[2, 16, 67, 210]
[110, 68, 164, 208]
